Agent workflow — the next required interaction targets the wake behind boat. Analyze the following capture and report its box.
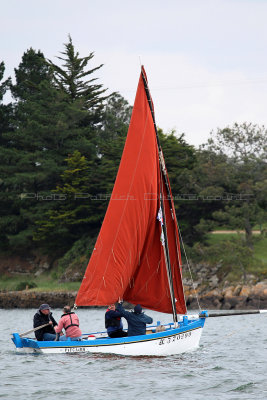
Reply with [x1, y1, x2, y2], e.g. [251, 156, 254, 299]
[12, 66, 207, 355]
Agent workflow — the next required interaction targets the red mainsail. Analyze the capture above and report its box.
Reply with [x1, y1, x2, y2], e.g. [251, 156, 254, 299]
[75, 67, 187, 315]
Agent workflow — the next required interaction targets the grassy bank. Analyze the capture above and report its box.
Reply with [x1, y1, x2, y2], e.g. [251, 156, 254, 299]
[207, 232, 267, 264]
[0, 273, 80, 292]
[205, 232, 267, 281]
[1, 232, 267, 292]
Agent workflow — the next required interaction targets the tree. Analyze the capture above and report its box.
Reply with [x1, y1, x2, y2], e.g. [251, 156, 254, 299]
[191, 237, 255, 284]
[157, 130, 203, 245]
[0, 61, 12, 143]
[99, 92, 132, 141]
[34, 151, 93, 253]
[34, 93, 132, 255]
[0, 61, 13, 249]
[202, 122, 267, 248]
[10, 48, 52, 101]
[0, 42, 108, 253]
[205, 122, 266, 161]
[47, 35, 107, 126]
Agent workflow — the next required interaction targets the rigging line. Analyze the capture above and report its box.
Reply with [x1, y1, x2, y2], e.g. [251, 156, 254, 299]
[176, 220, 202, 312]
[142, 67, 187, 316]
[162, 193, 187, 311]
[160, 174, 178, 325]
[141, 68, 178, 223]
[169, 206, 187, 310]
[114, 78, 267, 94]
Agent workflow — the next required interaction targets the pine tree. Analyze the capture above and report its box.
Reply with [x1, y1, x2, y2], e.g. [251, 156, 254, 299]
[34, 94, 132, 254]
[48, 35, 107, 126]
[0, 61, 12, 144]
[0, 42, 107, 252]
[34, 150, 93, 253]
[0, 61, 14, 250]
[10, 48, 52, 101]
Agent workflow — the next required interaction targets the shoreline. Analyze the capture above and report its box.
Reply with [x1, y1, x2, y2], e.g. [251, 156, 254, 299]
[1, 281, 267, 310]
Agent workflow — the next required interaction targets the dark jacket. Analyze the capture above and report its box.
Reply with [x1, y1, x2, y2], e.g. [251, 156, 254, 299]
[117, 303, 153, 336]
[33, 310, 57, 341]
[105, 309, 124, 335]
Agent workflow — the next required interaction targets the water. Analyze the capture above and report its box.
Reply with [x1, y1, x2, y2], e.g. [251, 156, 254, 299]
[1, 308, 267, 400]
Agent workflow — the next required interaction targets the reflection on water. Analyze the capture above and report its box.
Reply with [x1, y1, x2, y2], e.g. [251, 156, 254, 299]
[1, 308, 267, 400]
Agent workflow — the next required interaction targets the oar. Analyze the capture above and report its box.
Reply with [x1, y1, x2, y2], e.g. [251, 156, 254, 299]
[200, 310, 267, 318]
[19, 323, 50, 337]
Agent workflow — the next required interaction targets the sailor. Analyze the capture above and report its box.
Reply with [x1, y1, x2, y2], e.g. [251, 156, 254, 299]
[117, 301, 153, 336]
[33, 304, 58, 341]
[54, 305, 82, 341]
[105, 304, 128, 338]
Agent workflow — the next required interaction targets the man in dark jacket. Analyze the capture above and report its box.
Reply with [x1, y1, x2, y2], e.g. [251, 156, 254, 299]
[33, 304, 58, 341]
[117, 302, 153, 336]
[105, 304, 128, 338]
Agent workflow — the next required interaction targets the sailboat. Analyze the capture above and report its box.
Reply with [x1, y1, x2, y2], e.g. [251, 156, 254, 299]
[12, 66, 207, 355]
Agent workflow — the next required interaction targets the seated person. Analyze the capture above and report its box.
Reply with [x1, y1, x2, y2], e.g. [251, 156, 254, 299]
[117, 302, 153, 336]
[105, 304, 128, 338]
[33, 304, 58, 341]
[54, 305, 82, 341]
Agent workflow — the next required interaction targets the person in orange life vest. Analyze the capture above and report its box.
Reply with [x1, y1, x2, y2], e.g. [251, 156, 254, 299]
[105, 304, 128, 338]
[54, 305, 82, 341]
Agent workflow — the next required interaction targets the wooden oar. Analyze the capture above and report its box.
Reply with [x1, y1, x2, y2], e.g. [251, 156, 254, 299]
[204, 310, 267, 318]
[20, 323, 50, 337]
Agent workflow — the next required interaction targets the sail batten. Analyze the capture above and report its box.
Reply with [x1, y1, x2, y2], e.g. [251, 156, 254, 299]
[75, 66, 187, 315]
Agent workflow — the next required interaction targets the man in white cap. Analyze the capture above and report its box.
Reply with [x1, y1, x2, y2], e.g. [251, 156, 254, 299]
[33, 304, 58, 341]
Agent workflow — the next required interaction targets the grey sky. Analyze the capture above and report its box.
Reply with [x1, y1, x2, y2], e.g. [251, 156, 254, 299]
[1, 0, 267, 146]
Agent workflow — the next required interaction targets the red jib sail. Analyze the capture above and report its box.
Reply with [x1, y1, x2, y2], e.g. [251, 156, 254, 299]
[75, 67, 187, 315]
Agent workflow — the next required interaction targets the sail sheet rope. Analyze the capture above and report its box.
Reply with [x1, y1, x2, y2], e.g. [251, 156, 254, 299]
[177, 221, 202, 312]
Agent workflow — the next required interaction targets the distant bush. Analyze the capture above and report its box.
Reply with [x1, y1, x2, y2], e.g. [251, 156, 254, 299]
[15, 281, 37, 291]
[52, 235, 96, 281]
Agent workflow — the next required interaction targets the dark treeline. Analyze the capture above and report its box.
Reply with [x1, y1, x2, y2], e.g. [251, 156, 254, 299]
[0, 36, 266, 279]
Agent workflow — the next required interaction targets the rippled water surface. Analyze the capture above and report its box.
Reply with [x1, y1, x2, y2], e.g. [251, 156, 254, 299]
[1, 308, 267, 400]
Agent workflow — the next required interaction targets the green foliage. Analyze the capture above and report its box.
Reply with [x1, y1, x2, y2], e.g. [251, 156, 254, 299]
[191, 236, 256, 283]
[99, 92, 132, 142]
[47, 35, 107, 125]
[158, 130, 202, 244]
[1, 40, 267, 286]
[34, 151, 94, 251]
[0, 40, 109, 253]
[0, 274, 80, 292]
[0, 61, 11, 102]
[199, 123, 267, 249]
[34, 92, 131, 254]
[0, 61, 16, 248]
[206, 122, 267, 161]
[15, 280, 37, 291]
[54, 235, 96, 281]
[10, 48, 52, 100]
[189, 232, 267, 282]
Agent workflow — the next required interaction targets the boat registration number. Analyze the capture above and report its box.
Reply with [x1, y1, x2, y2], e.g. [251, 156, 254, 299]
[64, 347, 86, 353]
[159, 331, 191, 345]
